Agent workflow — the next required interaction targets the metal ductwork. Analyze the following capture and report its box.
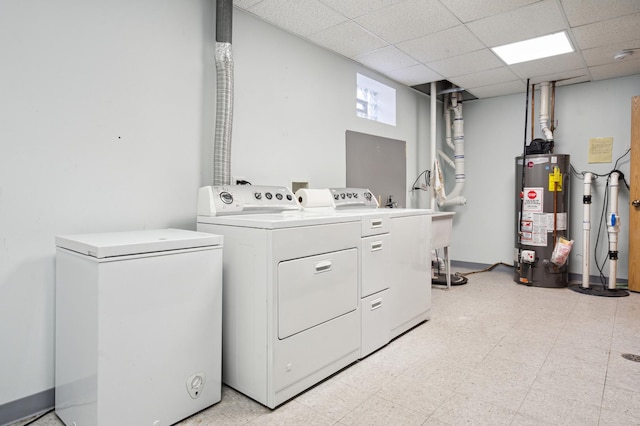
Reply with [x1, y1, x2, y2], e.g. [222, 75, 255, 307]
[213, 0, 234, 186]
[539, 81, 554, 142]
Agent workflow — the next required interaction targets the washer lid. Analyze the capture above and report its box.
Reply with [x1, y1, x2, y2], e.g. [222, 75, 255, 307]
[387, 208, 433, 218]
[56, 228, 223, 258]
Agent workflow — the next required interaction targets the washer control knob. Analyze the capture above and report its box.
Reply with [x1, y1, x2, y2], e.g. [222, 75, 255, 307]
[276, 193, 283, 200]
[265, 192, 273, 200]
[220, 192, 233, 204]
[286, 194, 293, 201]
[254, 192, 262, 200]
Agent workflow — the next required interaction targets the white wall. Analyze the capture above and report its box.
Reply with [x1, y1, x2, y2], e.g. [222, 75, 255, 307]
[222, 10, 432, 194]
[0, 0, 211, 407]
[443, 75, 640, 280]
[0, 2, 432, 409]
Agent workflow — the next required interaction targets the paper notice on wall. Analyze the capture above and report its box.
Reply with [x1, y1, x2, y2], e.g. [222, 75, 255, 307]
[588, 137, 613, 163]
[522, 188, 543, 212]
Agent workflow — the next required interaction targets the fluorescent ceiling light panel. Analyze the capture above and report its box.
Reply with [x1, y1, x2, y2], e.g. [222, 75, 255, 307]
[492, 32, 574, 65]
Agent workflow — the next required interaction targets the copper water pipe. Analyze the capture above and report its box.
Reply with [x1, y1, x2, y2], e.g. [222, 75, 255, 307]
[550, 81, 556, 134]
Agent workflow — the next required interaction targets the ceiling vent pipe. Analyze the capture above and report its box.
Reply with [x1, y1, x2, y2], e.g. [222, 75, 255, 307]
[213, 0, 234, 186]
[436, 91, 467, 206]
[539, 81, 554, 142]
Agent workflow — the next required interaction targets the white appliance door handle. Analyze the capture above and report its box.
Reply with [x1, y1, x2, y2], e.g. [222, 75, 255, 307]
[370, 298, 383, 310]
[370, 241, 383, 251]
[314, 260, 332, 273]
[370, 219, 383, 228]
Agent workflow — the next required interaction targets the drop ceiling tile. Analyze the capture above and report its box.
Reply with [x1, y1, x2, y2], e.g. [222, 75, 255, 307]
[589, 58, 640, 81]
[560, 0, 640, 27]
[385, 64, 443, 86]
[466, 80, 526, 98]
[581, 39, 640, 66]
[466, 0, 567, 47]
[552, 75, 590, 86]
[353, 46, 419, 72]
[427, 49, 503, 77]
[396, 25, 484, 63]
[355, 0, 460, 44]
[247, 0, 348, 37]
[438, 0, 539, 23]
[509, 52, 586, 79]
[318, 0, 402, 19]
[448, 66, 519, 90]
[233, 0, 263, 9]
[572, 13, 640, 50]
[308, 22, 388, 58]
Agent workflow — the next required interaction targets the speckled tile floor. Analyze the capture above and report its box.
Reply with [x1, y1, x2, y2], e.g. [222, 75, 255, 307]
[12, 267, 640, 426]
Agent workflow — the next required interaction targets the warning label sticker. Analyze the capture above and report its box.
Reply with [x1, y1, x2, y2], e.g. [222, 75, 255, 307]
[520, 211, 567, 247]
[540, 212, 567, 231]
[522, 187, 543, 212]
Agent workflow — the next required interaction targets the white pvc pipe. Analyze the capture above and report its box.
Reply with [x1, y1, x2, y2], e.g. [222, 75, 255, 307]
[437, 149, 455, 168]
[539, 82, 553, 141]
[439, 92, 466, 206]
[443, 96, 454, 151]
[582, 172, 593, 289]
[608, 172, 620, 290]
[430, 81, 437, 210]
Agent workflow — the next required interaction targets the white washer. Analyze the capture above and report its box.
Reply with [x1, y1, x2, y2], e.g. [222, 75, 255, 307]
[386, 208, 433, 339]
[196, 185, 361, 408]
[55, 229, 223, 426]
[330, 188, 391, 358]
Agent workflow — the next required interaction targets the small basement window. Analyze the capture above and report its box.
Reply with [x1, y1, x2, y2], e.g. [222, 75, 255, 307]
[356, 73, 396, 126]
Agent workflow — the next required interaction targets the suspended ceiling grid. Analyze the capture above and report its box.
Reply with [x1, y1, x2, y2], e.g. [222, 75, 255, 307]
[233, 0, 640, 99]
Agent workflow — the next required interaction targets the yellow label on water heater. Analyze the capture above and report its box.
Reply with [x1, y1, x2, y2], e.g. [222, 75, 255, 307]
[549, 167, 562, 191]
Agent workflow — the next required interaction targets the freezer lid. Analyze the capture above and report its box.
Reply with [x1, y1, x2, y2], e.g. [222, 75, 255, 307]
[56, 228, 223, 258]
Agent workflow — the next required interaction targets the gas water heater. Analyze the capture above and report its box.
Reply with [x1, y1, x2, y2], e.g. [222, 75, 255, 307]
[514, 154, 570, 287]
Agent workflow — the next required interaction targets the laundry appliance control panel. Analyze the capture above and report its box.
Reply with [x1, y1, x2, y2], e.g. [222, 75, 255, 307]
[198, 185, 299, 216]
[330, 188, 378, 209]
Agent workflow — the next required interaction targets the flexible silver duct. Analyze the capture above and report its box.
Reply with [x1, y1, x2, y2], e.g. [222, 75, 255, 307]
[213, 0, 234, 186]
[213, 41, 234, 186]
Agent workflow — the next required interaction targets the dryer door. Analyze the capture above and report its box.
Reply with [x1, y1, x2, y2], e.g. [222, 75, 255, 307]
[278, 248, 358, 339]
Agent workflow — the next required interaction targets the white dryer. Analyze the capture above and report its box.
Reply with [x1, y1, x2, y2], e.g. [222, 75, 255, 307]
[386, 208, 433, 339]
[196, 185, 361, 408]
